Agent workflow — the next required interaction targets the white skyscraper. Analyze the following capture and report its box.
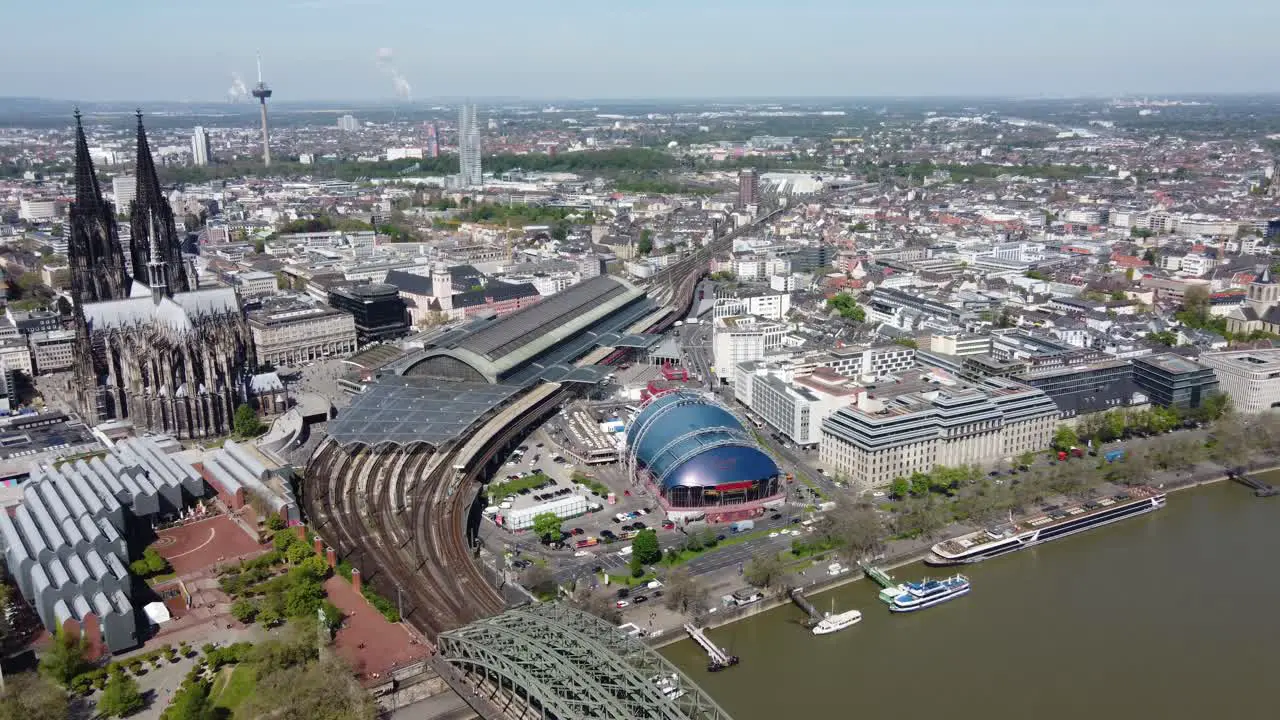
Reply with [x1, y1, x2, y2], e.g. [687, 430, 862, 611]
[458, 103, 482, 187]
[337, 114, 359, 132]
[112, 175, 137, 212]
[191, 126, 210, 166]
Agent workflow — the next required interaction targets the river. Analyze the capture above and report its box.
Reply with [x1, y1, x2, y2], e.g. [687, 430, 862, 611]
[662, 478, 1280, 720]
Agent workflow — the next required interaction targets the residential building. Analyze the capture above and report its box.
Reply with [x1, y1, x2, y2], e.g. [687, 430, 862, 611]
[712, 315, 788, 384]
[713, 290, 791, 321]
[0, 338, 33, 376]
[820, 374, 1058, 492]
[19, 198, 58, 221]
[458, 103, 482, 187]
[1199, 349, 1280, 413]
[191, 126, 210, 166]
[237, 271, 278, 301]
[248, 298, 357, 367]
[29, 330, 76, 374]
[328, 283, 410, 343]
[735, 363, 858, 446]
[814, 344, 916, 378]
[928, 333, 991, 357]
[1131, 353, 1220, 409]
[337, 114, 359, 132]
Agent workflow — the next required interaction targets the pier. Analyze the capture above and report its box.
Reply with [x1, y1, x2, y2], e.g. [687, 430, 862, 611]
[860, 564, 896, 589]
[1228, 468, 1280, 497]
[860, 564, 904, 605]
[788, 588, 823, 626]
[683, 623, 739, 672]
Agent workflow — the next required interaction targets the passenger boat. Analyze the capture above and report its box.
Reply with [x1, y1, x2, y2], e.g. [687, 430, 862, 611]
[887, 574, 970, 613]
[812, 609, 863, 635]
[927, 488, 1166, 566]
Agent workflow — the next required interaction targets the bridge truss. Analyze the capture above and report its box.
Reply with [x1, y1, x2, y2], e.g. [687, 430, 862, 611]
[437, 603, 735, 720]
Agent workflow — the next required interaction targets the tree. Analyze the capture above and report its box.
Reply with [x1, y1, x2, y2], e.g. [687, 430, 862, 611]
[531, 512, 563, 544]
[742, 553, 786, 592]
[38, 629, 90, 687]
[241, 658, 376, 720]
[637, 229, 654, 256]
[820, 502, 884, 561]
[888, 477, 910, 500]
[230, 598, 258, 623]
[565, 586, 620, 624]
[0, 673, 69, 720]
[826, 293, 866, 322]
[284, 580, 326, 617]
[285, 542, 312, 565]
[631, 529, 661, 565]
[160, 681, 215, 720]
[97, 672, 145, 718]
[1051, 425, 1079, 452]
[319, 600, 343, 631]
[1149, 330, 1178, 347]
[662, 568, 708, 617]
[233, 404, 264, 438]
[521, 565, 557, 597]
[273, 529, 299, 552]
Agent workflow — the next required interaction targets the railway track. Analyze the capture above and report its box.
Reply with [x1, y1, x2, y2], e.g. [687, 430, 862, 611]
[303, 195, 807, 640]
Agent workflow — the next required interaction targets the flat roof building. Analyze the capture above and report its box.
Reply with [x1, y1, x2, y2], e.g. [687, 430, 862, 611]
[249, 298, 357, 367]
[820, 373, 1057, 492]
[1131, 353, 1219, 410]
[1199, 349, 1280, 414]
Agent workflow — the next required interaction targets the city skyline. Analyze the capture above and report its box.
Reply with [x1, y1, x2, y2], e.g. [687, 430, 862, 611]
[3, 0, 1279, 102]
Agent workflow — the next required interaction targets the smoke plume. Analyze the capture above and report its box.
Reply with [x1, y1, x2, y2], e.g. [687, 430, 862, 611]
[227, 72, 249, 102]
[375, 47, 412, 101]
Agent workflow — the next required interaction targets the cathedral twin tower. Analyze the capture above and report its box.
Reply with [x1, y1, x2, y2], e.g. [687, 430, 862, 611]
[68, 111, 257, 439]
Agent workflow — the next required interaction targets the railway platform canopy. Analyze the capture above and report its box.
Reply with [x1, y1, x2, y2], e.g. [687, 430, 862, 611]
[327, 376, 520, 448]
[438, 603, 735, 720]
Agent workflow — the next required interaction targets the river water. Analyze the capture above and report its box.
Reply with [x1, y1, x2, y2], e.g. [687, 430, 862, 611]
[662, 478, 1280, 720]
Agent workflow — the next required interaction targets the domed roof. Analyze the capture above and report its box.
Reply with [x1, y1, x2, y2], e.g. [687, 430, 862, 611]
[627, 391, 779, 489]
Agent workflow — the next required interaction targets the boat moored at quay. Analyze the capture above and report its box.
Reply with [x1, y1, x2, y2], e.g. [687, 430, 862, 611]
[927, 487, 1167, 566]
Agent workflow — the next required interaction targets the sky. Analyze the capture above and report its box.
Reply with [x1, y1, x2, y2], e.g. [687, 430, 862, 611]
[4, 0, 1279, 102]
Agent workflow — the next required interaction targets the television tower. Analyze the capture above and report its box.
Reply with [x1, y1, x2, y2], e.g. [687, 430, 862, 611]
[251, 53, 273, 166]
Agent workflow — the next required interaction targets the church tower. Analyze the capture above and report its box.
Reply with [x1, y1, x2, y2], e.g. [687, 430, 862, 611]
[67, 110, 130, 305]
[128, 111, 191, 296]
[1247, 265, 1278, 309]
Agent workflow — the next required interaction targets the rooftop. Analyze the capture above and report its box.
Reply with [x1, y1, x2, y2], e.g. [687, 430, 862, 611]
[1134, 352, 1209, 375]
[328, 376, 521, 448]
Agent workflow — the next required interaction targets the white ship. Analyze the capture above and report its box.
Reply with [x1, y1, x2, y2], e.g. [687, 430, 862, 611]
[812, 608, 862, 635]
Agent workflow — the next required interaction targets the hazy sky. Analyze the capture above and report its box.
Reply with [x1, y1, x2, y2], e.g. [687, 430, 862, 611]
[4, 0, 1278, 101]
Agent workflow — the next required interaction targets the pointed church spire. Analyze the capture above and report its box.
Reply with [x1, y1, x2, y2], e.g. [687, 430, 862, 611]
[1259, 264, 1274, 285]
[134, 109, 163, 214]
[73, 109, 105, 209]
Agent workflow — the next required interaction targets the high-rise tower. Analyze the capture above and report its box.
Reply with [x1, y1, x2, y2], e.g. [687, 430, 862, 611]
[68, 110, 131, 305]
[458, 103, 482, 186]
[738, 168, 760, 208]
[191, 126, 210, 166]
[129, 111, 191, 296]
[251, 53, 273, 166]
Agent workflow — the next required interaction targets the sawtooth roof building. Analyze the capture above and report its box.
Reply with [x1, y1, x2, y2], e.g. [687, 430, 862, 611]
[0, 436, 208, 654]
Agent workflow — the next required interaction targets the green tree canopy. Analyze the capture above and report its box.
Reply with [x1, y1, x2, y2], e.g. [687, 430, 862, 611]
[1052, 425, 1079, 452]
[233, 404, 265, 438]
[531, 512, 563, 543]
[38, 629, 90, 687]
[826, 293, 866, 322]
[631, 529, 661, 565]
[97, 672, 145, 718]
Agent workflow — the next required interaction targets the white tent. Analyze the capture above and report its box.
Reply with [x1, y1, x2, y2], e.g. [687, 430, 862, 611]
[143, 601, 171, 626]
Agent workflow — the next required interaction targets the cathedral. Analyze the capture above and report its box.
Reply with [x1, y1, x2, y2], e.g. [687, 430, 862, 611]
[68, 111, 257, 439]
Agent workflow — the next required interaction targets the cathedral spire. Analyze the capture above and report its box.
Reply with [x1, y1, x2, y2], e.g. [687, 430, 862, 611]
[73, 109, 105, 210]
[128, 111, 191, 295]
[134, 109, 163, 213]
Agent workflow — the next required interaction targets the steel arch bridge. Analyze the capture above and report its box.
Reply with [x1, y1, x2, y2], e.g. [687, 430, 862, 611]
[437, 603, 735, 720]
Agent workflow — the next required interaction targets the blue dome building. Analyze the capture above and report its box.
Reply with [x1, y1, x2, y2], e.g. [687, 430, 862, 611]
[626, 391, 782, 509]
